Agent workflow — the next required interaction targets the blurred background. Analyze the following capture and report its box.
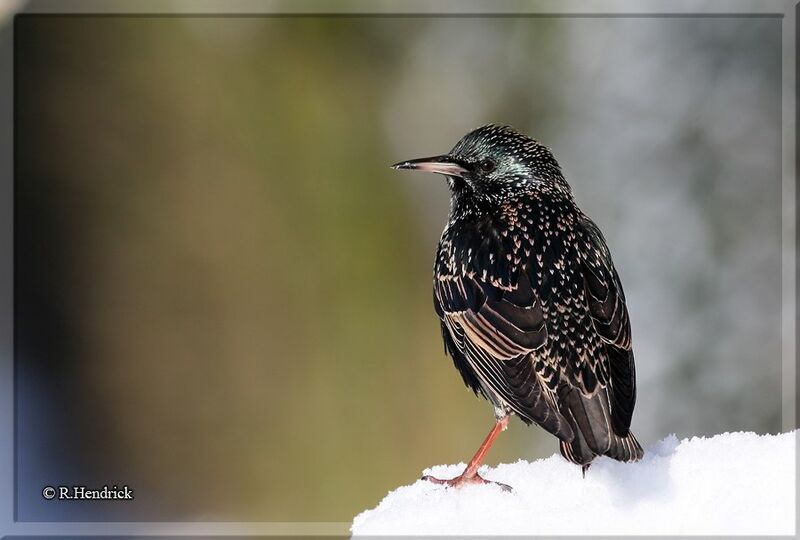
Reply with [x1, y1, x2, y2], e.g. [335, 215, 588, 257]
[14, 14, 781, 522]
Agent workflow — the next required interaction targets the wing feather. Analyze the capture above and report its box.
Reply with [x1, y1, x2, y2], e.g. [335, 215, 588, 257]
[577, 216, 637, 436]
[435, 270, 573, 440]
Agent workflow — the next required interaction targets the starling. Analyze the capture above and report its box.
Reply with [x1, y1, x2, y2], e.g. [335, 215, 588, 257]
[393, 124, 643, 489]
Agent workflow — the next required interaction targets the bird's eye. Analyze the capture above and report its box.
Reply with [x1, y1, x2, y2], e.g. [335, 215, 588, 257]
[477, 158, 496, 173]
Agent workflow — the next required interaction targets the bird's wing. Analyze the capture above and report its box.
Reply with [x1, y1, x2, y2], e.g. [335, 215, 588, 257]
[434, 269, 574, 440]
[574, 215, 637, 436]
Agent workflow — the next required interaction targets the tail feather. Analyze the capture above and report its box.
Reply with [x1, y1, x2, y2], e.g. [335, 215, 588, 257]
[558, 386, 643, 465]
[559, 436, 593, 466]
[606, 430, 644, 462]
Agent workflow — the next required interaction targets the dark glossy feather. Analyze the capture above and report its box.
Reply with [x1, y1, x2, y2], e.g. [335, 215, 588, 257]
[434, 269, 574, 441]
[578, 215, 637, 437]
[434, 194, 641, 464]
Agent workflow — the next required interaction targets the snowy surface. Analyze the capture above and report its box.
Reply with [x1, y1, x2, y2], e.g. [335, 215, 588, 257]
[352, 431, 796, 536]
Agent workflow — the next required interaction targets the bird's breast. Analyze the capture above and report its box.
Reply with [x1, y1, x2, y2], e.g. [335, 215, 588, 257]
[437, 203, 541, 290]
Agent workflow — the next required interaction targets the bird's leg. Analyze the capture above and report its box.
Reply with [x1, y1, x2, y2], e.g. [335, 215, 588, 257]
[422, 414, 512, 491]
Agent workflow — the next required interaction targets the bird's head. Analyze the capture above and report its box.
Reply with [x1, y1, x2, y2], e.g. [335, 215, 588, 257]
[392, 124, 570, 212]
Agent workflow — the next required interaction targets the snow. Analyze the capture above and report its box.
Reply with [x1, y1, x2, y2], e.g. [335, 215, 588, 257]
[352, 431, 796, 536]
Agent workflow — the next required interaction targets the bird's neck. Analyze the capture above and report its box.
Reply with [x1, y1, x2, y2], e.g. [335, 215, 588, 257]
[439, 189, 576, 288]
[438, 199, 523, 289]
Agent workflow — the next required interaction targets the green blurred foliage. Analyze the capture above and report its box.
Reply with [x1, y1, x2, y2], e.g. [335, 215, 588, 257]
[17, 16, 550, 521]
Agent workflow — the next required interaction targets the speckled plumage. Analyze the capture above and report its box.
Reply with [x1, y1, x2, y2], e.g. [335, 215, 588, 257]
[404, 124, 642, 468]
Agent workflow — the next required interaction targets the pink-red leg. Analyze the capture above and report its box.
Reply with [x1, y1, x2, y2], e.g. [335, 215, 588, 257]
[422, 415, 512, 491]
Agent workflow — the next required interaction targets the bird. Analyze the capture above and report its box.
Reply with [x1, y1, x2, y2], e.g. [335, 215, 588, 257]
[392, 124, 643, 490]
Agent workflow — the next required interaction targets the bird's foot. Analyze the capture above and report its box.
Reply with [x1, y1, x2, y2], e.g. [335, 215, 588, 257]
[421, 471, 512, 492]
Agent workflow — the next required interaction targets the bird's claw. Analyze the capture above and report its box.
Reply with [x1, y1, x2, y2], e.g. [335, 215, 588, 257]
[421, 472, 512, 492]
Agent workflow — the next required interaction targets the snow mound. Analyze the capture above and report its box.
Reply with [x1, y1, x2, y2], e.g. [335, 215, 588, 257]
[352, 431, 796, 536]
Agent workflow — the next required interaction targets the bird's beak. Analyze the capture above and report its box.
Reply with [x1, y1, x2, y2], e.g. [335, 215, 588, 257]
[391, 155, 467, 178]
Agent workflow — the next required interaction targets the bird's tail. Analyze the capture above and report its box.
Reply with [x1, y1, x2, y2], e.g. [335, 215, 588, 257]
[558, 387, 643, 466]
[560, 431, 643, 466]
[605, 429, 643, 462]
